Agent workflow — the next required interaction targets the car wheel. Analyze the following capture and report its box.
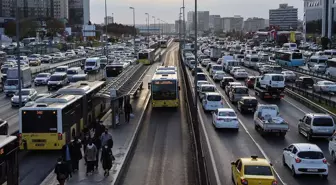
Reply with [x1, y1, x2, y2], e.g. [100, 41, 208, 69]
[322, 174, 328, 179]
[291, 166, 297, 177]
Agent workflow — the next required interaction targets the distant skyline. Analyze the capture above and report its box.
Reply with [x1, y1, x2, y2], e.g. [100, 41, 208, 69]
[90, 0, 303, 24]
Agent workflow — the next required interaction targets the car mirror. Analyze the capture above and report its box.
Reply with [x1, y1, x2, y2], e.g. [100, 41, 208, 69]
[283, 148, 289, 151]
[231, 162, 235, 166]
[299, 119, 303, 122]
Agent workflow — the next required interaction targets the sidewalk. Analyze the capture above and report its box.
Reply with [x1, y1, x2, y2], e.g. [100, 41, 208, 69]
[40, 86, 150, 185]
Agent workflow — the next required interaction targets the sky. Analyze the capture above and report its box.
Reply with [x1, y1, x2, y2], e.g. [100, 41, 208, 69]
[90, 0, 303, 25]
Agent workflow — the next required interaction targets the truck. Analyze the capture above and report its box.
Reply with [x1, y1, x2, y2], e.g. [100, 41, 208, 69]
[254, 74, 285, 100]
[222, 55, 239, 72]
[210, 47, 222, 61]
[253, 104, 289, 137]
[4, 67, 32, 97]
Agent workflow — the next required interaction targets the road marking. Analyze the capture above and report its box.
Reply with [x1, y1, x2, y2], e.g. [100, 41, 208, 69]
[198, 67, 287, 185]
[282, 98, 307, 114]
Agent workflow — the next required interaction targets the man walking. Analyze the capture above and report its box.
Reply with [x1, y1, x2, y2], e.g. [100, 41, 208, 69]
[70, 137, 82, 172]
[124, 102, 133, 123]
[85, 140, 97, 175]
[61, 143, 73, 177]
[101, 128, 113, 149]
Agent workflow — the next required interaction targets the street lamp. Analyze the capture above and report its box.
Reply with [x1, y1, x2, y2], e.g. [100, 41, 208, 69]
[181, 3, 185, 48]
[157, 18, 161, 38]
[152, 16, 156, 35]
[104, 0, 108, 38]
[15, 0, 22, 107]
[129, 7, 136, 54]
[145, 13, 150, 48]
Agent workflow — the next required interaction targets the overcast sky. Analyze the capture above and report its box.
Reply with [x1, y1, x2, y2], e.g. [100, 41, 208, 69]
[90, 0, 303, 25]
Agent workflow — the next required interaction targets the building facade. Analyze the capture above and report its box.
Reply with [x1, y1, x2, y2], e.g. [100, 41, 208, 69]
[221, 16, 243, 32]
[269, 3, 298, 30]
[209, 15, 220, 29]
[187, 11, 195, 32]
[175, 20, 186, 34]
[197, 11, 210, 32]
[53, 0, 69, 20]
[0, 0, 14, 17]
[244, 17, 266, 32]
[68, 0, 90, 26]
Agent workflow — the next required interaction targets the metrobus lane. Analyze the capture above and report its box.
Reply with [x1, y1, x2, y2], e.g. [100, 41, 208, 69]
[185, 69, 264, 185]
[204, 66, 336, 185]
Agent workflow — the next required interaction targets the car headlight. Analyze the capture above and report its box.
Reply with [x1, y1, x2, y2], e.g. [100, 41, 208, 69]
[23, 98, 28, 101]
[11, 97, 14, 101]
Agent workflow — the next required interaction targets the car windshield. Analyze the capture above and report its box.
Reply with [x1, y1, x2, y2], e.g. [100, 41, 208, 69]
[86, 62, 96, 66]
[37, 74, 48, 78]
[292, 53, 303, 59]
[55, 68, 66, 72]
[244, 165, 273, 176]
[215, 71, 225, 75]
[234, 88, 248, 94]
[197, 74, 206, 81]
[272, 76, 284, 81]
[297, 151, 324, 159]
[323, 82, 335, 85]
[202, 86, 215, 92]
[213, 66, 222, 70]
[5, 79, 18, 85]
[50, 75, 64, 81]
[218, 111, 236, 116]
[67, 70, 78, 75]
[244, 99, 258, 104]
[16, 90, 30, 96]
[312, 117, 334, 126]
[251, 58, 259, 62]
[273, 67, 282, 71]
[207, 95, 221, 101]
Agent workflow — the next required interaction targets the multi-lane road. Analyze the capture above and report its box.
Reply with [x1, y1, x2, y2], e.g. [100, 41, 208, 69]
[120, 43, 196, 185]
[185, 58, 336, 185]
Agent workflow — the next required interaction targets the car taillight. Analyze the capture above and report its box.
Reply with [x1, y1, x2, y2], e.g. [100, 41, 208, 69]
[58, 133, 63, 140]
[295, 158, 301, 163]
[241, 179, 248, 185]
[272, 180, 278, 185]
[323, 159, 327, 164]
[216, 117, 222, 121]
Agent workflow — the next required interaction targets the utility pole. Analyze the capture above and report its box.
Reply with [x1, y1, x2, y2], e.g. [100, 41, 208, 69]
[104, 0, 108, 38]
[179, 12, 182, 48]
[129, 7, 136, 55]
[152, 16, 156, 35]
[15, 0, 22, 107]
[145, 13, 150, 48]
[182, 0, 185, 48]
[157, 18, 161, 39]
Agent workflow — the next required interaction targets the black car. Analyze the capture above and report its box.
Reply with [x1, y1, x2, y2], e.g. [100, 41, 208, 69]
[295, 76, 314, 88]
[220, 77, 234, 88]
[237, 97, 258, 113]
[192, 68, 203, 76]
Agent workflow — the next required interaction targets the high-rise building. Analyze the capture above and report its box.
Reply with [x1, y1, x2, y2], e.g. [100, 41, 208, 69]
[68, 0, 90, 26]
[187, 11, 195, 32]
[221, 15, 243, 32]
[16, 0, 52, 18]
[0, 0, 14, 17]
[244, 17, 266, 32]
[198, 11, 210, 32]
[210, 15, 220, 29]
[53, 0, 69, 20]
[269, 3, 298, 30]
[104, 16, 114, 25]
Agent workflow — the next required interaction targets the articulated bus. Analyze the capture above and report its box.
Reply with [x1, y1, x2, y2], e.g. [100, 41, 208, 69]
[138, 49, 155, 65]
[0, 135, 19, 185]
[274, 50, 305, 67]
[159, 40, 168, 48]
[19, 81, 106, 150]
[105, 62, 130, 78]
[150, 72, 179, 108]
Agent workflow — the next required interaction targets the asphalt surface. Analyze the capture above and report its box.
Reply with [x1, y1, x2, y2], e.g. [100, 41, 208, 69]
[187, 59, 336, 185]
[120, 43, 196, 185]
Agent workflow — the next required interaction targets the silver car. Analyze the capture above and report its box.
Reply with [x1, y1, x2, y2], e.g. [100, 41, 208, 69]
[11, 88, 37, 107]
[281, 71, 296, 82]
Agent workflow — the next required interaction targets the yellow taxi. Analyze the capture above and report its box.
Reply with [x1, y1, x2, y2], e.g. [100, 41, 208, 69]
[231, 156, 278, 185]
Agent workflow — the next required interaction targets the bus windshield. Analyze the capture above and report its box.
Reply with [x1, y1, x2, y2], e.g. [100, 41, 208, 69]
[138, 53, 148, 59]
[21, 110, 57, 133]
[292, 53, 302, 59]
[152, 80, 177, 100]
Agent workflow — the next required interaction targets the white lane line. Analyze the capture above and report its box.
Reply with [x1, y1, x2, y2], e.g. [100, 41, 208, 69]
[282, 98, 307, 114]
[201, 68, 287, 185]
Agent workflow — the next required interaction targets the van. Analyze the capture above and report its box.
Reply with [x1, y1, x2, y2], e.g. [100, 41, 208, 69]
[199, 84, 216, 100]
[85, 57, 101, 73]
[269, 65, 282, 74]
[299, 113, 336, 141]
[47, 73, 69, 90]
[55, 66, 69, 73]
[67, 67, 81, 80]
[210, 65, 223, 77]
[202, 92, 224, 111]
[244, 54, 259, 69]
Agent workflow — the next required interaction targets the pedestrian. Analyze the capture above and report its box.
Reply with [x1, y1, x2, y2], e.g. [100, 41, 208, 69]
[85, 140, 97, 175]
[71, 137, 82, 172]
[61, 143, 73, 177]
[93, 135, 102, 170]
[82, 134, 90, 164]
[95, 121, 105, 138]
[101, 128, 113, 149]
[101, 144, 114, 176]
[54, 158, 69, 185]
[124, 102, 133, 123]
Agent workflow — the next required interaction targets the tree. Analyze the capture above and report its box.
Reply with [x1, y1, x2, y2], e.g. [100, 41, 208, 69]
[321, 37, 330, 50]
[46, 18, 65, 38]
[4, 19, 38, 39]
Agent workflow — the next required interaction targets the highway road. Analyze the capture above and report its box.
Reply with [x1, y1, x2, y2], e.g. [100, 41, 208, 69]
[185, 59, 336, 185]
[120, 43, 196, 185]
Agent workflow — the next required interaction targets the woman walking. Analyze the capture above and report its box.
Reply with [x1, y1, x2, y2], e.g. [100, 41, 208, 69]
[54, 158, 69, 185]
[101, 144, 114, 176]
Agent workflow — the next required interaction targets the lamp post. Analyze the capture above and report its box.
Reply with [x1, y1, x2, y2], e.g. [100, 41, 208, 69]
[194, 0, 198, 108]
[157, 18, 161, 39]
[145, 13, 150, 48]
[152, 16, 156, 35]
[104, 0, 108, 38]
[179, 12, 182, 47]
[182, 1, 185, 48]
[15, 0, 22, 107]
[129, 7, 136, 54]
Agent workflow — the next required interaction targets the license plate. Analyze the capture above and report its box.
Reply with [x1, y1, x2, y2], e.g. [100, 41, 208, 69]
[307, 169, 318, 172]
[35, 143, 45, 146]
[248, 108, 253, 111]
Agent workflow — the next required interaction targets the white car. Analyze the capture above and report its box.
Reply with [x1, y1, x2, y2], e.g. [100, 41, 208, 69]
[233, 69, 248, 79]
[212, 71, 225, 81]
[201, 59, 211, 67]
[281, 71, 296, 82]
[212, 108, 239, 130]
[313, 81, 336, 93]
[282, 143, 328, 178]
[230, 67, 241, 75]
[201, 92, 224, 111]
[11, 88, 37, 107]
[196, 80, 211, 92]
[34, 73, 51, 86]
